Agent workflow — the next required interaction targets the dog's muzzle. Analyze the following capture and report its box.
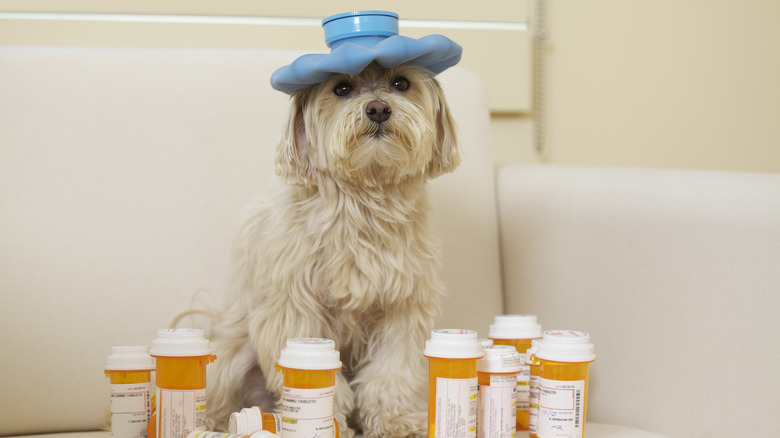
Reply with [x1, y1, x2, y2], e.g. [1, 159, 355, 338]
[366, 101, 391, 124]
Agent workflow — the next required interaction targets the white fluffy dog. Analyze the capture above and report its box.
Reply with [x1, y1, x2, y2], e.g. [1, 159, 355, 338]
[206, 61, 459, 438]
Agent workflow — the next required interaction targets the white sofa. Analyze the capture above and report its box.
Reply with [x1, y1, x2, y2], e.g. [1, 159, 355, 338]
[2, 46, 779, 438]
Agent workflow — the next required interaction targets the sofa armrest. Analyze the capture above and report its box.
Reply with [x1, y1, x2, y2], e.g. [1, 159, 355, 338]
[497, 164, 780, 438]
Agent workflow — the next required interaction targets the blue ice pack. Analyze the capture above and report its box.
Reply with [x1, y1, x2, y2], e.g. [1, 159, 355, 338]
[271, 10, 462, 94]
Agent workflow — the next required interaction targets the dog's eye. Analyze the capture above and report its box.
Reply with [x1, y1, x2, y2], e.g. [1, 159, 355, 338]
[333, 82, 353, 97]
[392, 77, 410, 92]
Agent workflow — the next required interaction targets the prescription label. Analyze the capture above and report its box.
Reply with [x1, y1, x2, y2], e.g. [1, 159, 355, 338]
[537, 378, 585, 438]
[434, 377, 478, 438]
[270, 413, 283, 434]
[516, 358, 531, 410]
[281, 386, 336, 438]
[156, 388, 207, 438]
[478, 375, 517, 438]
[110, 382, 152, 438]
[187, 433, 234, 438]
[528, 375, 540, 434]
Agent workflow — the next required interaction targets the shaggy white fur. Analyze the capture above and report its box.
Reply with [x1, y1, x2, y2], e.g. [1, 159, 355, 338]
[206, 62, 460, 438]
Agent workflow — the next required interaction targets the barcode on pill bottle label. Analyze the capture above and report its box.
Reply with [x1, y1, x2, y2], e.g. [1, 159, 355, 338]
[537, 378, 585, 438]
[574, 389, 581, 428]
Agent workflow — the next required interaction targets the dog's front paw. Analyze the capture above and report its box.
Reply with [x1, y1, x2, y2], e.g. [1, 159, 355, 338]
[337, 423, 357, 438]
[362, 411, 427, 438]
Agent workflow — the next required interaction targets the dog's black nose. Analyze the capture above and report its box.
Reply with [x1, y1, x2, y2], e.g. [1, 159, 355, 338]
[366, 101, 391, 124]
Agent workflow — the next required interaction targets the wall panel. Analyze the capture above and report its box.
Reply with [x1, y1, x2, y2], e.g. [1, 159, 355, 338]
[0, 1, 532, 113]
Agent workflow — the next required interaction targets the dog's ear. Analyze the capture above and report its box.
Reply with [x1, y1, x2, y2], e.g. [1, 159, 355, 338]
[426, 79, 460, 178]
[276, 87, 315, 187]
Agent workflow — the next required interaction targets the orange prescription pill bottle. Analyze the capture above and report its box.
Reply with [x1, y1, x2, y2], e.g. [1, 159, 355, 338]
[488, 315, 542, 431]
[185, 430, 276, 438]
[228, 407, 283, 435]
[535, 330, 595, 438]
[423, 329, 484, 438]
[147, 399, 157, 438]
[525, 340, 541, 438]
[275, 338, 341, 438]
[149, 329, 216, 438]
[105, 346, 156, 438]
[477, 345, 523, 438]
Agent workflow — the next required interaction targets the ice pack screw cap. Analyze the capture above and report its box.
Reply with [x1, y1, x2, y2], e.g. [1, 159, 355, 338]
[488, 314, 542, 339]
[477, 345, 523, 373]
[323, 11, 399, 48]
[535, 330, 596, 363]
[105, 345, 155, 371]
[277, 338, 342, 370]
[424, 329, 484, 359]
[149, 328, 212, 357]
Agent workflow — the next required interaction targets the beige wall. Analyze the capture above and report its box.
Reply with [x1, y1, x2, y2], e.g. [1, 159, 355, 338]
[541, 0, 780, 173]
[2, 1, 779, 173]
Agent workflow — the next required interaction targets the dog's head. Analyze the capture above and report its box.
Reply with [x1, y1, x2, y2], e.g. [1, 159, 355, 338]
[276, 62, 459, 188]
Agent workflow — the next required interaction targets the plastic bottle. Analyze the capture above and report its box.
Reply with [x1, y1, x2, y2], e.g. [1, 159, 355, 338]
[488, 315, 542, 431]
[148, 329, 217, 438]
[476, 345, 523, 438]
[423, 329, 484, 438]
[525, 340, 541, 438]
[275, 338, 341, 438]
[105, 346, 156, 438]
[185, 431, 276, 438]
[228, 407, 282, 435]
[535, 330, 595, 438]
[147, 400, 157, 438]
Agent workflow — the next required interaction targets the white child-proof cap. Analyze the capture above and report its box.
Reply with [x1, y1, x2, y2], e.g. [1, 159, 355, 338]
[424, 329, 484, 359]
[149, 328, 211, 357]
[228, 407, 263, 435]
[488, 314, 542, 340]
[477, 345, 523, 373]
[276, 338, 342, 370]
[535, 330, 596, 363]
[105, 345, 155, 371]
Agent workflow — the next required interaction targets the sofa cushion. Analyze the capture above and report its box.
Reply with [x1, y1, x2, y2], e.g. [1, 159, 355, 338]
[0, 46, 502, 436]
